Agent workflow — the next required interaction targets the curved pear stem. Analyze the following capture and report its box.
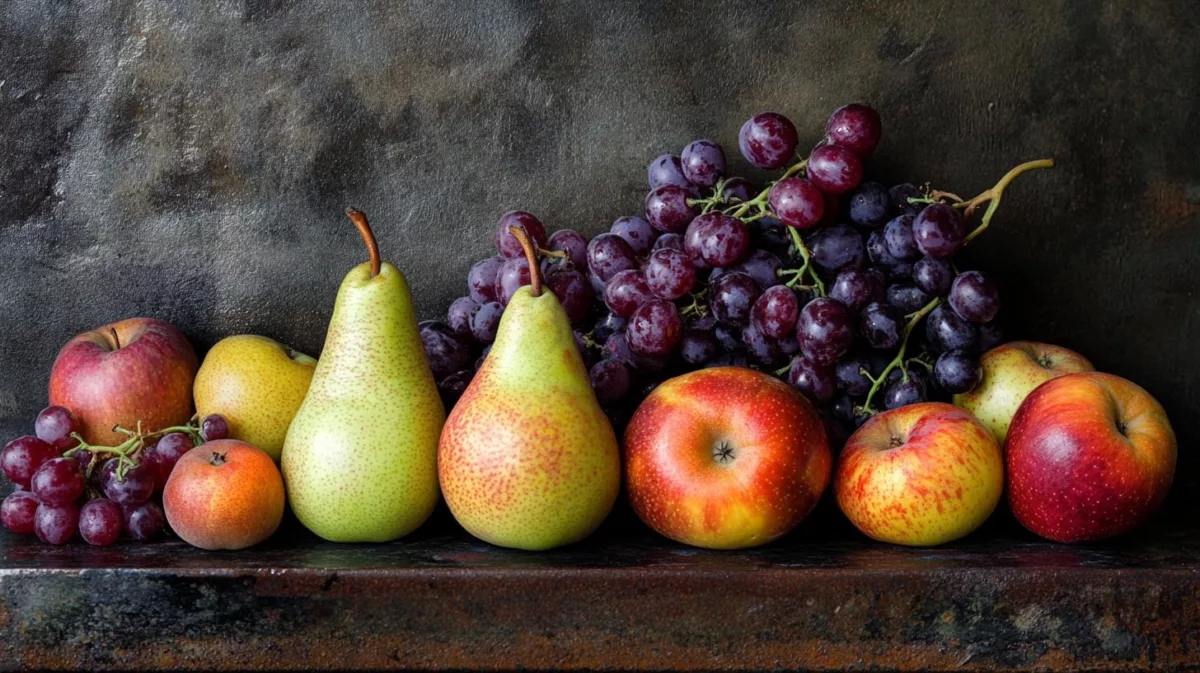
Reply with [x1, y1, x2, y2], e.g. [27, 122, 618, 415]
[508, 225, 542, 297]
[345, 207, 381, 277]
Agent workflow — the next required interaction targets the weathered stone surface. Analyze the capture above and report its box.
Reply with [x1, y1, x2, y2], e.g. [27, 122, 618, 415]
[0, 0, 1196, 498]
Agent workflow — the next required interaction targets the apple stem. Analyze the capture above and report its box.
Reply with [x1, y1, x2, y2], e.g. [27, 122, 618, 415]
[508, 225, 543, 297]
[345, 207, 381, 278]
[860, 297, 941, 415]
[110, 328, 120, 350]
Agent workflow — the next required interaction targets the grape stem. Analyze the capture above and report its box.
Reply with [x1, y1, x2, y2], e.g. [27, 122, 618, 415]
[65, 419, 203, 480]
[785, 227, 825, 296]
[957, 159, 1054, 244]
[508, 225, 542, 297]
[859, 297, 941, 414]
[345, 207, 381, 278]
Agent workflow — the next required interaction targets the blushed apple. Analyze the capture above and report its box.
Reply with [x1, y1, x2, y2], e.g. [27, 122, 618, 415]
[623, 367, 831, 550]
[1006, 372, 1175, 543]
[49, 318, 199, 445]
[954, 341, 1093, 442]
[836, 402, 1003, 546]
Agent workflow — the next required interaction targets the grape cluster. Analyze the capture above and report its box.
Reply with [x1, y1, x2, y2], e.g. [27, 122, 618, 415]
[0, 406, 229, 545]
[425, 104, 1046, 444]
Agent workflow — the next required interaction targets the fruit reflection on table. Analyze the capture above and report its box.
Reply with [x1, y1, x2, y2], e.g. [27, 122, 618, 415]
[0, 103, 1177, 551]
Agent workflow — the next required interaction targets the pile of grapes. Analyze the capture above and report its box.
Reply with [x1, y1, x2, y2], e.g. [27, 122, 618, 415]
[424, 103, 1051, 443]
[0, 406, 230, 545]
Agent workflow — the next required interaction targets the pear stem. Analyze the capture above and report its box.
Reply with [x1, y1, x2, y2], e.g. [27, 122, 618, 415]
[509, 225, 542, 297]
[345, 207, 381, 277]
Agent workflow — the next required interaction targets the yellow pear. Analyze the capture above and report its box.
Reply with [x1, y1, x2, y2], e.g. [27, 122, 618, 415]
[194, 335, 317, 460]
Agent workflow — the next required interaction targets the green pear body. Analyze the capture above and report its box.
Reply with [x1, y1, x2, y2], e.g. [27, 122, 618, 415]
[282, 261, 444, 542]
[438, 286, 620, 550]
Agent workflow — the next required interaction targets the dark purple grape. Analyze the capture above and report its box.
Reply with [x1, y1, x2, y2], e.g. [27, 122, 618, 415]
[859, 302, 903, 349]
[884, 371, 927, 409]
[574, 332, 598, 368]
[826, 103, 882, 157]
[679, 330, 719, 365]
[1, 436, 60, 489]
[680, 139, 726, 187]
[742, 323, 783, 365]
[1, 491, 39, 534]
[587, 233, 639, 281]
[30, 457, 83, 506]
[713, 324, 742, 352]
[807, 224, 865, 272]
[201, 412, 230, 441]
[438, 370, 472, 408]
[883, 214, 920, 261]
[626, 300, 683, 357]
[683, 217, 712, 270]
[420, 322, 470, 380]
[889, 183, 922, 214]
[948, 270, 1000, 323]
[545, 268, 594, 325]
[887, 284, 932, 315]
[778, 331, 800, 357]
[648, 154, 700, 195]
[721, 177, 755, 203]
[706, 353, 750, 369]
[645, 185, 699, 234]
[977, 322, 1005, 353]
[787, 356, 835, 404]
[603, 269, 654, 318]
[603, 333, 634, 364]
[495, 211, 547, 258]
[79, 498, 122, 546]
[687, 312, 718, 333]
[694, 214, 750, 267]
[644, 248, 696, 300]
[926, 304, 978, 352]
[588, 270, 607, 296]
[797, 298, 855, 366]
[100, 460, 155, 506]
[913, 257, 955, 296]
[848, 182, 891, 227]
[124, 501, 165, 541]
[835, 356, 872, 398]
[34, 406, 81, 451]
[146, 432, 193, 491]
[821, 414, 852, 452]
[749, 217, 791, 255]
[589, 360, 631, 405]
[470, 301, 504, 343]
[652, 233, 685, 253]
[467, 257, 505, 304]
[728, 249, 784, 289]
[545, 229, 590, 269]
[831, 394, 856, 423]
[610, 216, 657, 257]
[739, 112, 799, 169]
[866, 230, 900, 267]
[593, 312, 628, 342]
[888, 260, 914, 282]
[751, 285, 799, 339]
[447, 297, 480, 338]
[807, 143, 863, 195]
[829, 268, 882, 311]
[935, 350, 982, 394]
[912, 204, 965, 259]
[494, 257, 531, 305]
[34, 501, 77, 545]
[768, 177, 824, 229]
[710, 271, 761, 324]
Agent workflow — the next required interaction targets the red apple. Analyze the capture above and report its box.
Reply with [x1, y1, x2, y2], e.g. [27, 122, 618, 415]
[836, 402, 1003, 546]
[163, 439, 284, 550]
[623, 367, 831, 550]
[49, 318, 199, 445]
[1006, 372, 1176, 543]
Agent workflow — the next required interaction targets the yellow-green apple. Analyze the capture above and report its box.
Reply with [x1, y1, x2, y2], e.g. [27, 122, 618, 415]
[623, 367, 831, 550]
[954, 341, 1093, 442]
[49, 318, 198, 445]
[1006, 372, 1175, 543]
[163, 439, 285, 550]
[193, 335, 317, 460]
[835, 402, 1002, 546]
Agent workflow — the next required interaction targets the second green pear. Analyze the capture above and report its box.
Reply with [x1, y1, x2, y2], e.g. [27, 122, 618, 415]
[438, 226, 620, 550]
[282, 209, 444, 543]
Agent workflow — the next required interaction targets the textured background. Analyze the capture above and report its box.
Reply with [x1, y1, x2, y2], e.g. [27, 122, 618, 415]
[0, 1, 1196, 500]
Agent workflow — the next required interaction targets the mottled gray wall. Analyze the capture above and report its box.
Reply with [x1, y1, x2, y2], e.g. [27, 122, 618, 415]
[1, 1, 1196, 495]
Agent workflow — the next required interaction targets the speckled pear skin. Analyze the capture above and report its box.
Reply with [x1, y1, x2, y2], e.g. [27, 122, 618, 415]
[438, 286, 620, 551]
[282, 261, 445, 543]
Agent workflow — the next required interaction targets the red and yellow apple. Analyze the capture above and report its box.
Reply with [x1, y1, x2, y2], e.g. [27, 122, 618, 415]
[835, 402, 1003, 546]
[623, 367, 831, 550]
[1006, 372, 1175, 543]
[163, 439, 285, 550]
[49, 318, 199, 445]
[954, 341, 1093, 442]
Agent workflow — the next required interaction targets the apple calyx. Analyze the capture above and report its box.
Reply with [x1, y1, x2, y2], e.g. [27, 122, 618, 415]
[508, 225, 543, 297]
[888, 435, 904, 449]
[345, 207, 381, 278]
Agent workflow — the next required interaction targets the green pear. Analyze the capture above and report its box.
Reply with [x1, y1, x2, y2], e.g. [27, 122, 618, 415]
[282, 208, 444, 543]
[438, 225, 620, 550]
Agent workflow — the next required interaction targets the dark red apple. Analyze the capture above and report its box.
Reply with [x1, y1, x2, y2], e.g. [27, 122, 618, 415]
[1006, 372, 1176, 543]
[49, 318, 199, 445]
